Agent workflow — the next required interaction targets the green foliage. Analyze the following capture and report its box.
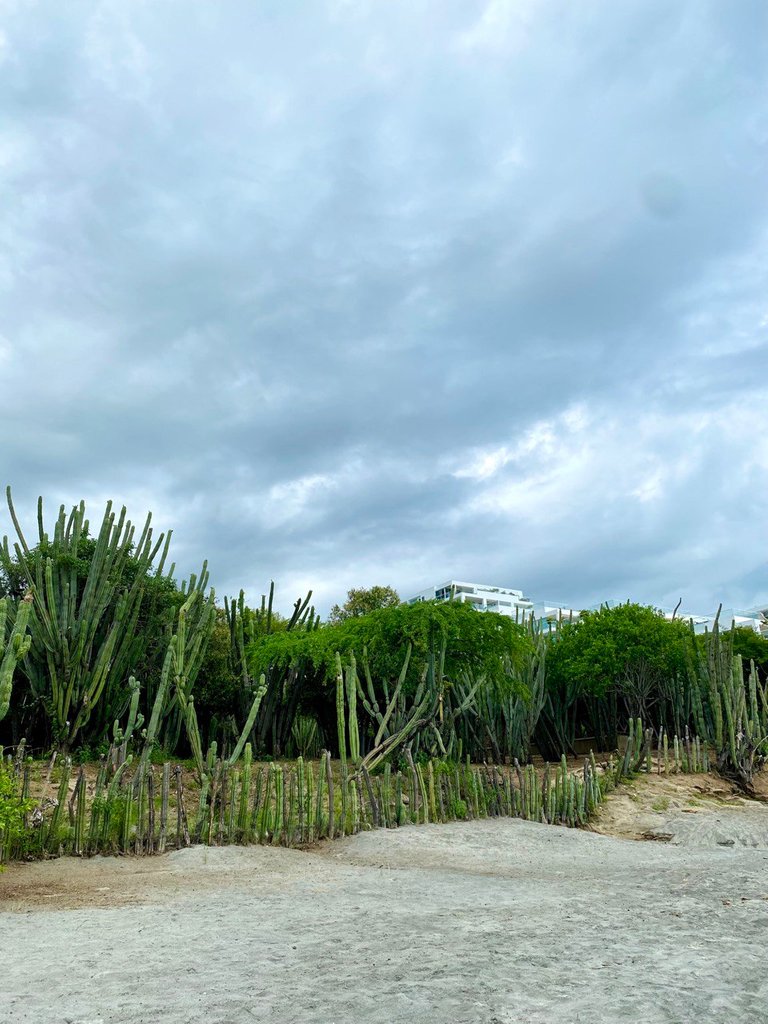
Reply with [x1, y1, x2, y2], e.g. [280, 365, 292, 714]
[451, 797, 468, 819]
[250, 599, 530, 697]
[194, 612, 239, 720]
[548, 603, 689, 705]
[0, 761, 33, 864]
[730, 627, 768, 680]
[290, 714, 322, 758]
[534, 603, 695, 757]
[328, 585, 400, 623]
[71, 741, 111, 764]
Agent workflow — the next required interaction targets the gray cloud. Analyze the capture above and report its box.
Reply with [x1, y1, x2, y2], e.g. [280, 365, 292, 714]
[1, 0, 767, 616]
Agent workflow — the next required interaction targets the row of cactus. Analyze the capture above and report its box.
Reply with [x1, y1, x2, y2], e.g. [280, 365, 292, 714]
[1, 717, 712, 862]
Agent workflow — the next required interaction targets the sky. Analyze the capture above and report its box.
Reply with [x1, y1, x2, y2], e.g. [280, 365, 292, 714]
[1, 1, 767, 618]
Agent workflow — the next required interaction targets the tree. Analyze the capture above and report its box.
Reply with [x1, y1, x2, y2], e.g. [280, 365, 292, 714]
[328, 586, 400, 624]
[543, 603, 691, 752]
[729, 626, 768, 681]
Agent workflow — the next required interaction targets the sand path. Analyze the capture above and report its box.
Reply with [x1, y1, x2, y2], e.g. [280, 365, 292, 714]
[2, 817, 768, 1024]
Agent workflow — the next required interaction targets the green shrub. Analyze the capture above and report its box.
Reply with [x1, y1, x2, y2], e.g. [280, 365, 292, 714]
[451, 798, 468, 819]
[0, 761, 33, 866]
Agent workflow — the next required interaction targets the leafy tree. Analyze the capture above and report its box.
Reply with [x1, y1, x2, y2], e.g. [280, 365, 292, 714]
[729, 626, 768, 681]
[253, 599, 529, 693]
[542, 604, 691, 753]
[549, 604, 688, 703]
[194, 610, 239, 723]
[328, 585, 400, 623]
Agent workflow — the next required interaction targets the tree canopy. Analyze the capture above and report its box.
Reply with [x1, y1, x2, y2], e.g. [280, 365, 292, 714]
[547, 603, 691, 709]
[328, 585, 400, 624]
[250, 598, 531, 696]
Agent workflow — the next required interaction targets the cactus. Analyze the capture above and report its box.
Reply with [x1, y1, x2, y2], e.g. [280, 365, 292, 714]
[0, 593, 33, 722]
[160, 579, 217, 779]
[313, 755, 325, 839]
[238, 744, 253, 842]
[112, 675, 144, 757]
[335, 654, 347, 769]
[395, 771, 405, 826]
[345, 643, 441, 781]
[234, 582, 317, 757]
[3, 489, 173, 750]
[715, 655, 768, 787]
[120, 770, 133, 852]
[158, 763, 170, 853]
[175, 765, 191, 847]
[137, 645, 175, 769]
[134, 768, 146, 854]
[100, 755, 133, 846]
[44, 758, 71, 853]
[427, 760, 437, 822]
[346, 655, 360, 764]
[227, 677, 267, 766]
[324, 751, 334, 839]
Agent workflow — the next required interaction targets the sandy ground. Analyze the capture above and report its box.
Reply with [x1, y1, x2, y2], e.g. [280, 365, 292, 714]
[2, 791, 768, 1024]
[590, 769, 768, 846]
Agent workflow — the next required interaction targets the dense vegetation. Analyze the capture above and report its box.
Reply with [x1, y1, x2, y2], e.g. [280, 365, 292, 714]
[1, 491, 767, 791]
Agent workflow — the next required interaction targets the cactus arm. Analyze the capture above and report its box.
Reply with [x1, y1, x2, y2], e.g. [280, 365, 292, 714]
[0, 593, 33, 721]
[335, 653, 347, 768]
[347, 655, 360, 764]
[227, 677, 267, 766]
[374, 643, 412, 746]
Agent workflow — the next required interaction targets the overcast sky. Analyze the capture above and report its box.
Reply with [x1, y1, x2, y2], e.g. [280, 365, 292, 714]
[1, 1, 767, 617]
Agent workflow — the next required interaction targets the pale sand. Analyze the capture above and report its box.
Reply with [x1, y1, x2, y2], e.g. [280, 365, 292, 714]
[2, 815, 768, 1024]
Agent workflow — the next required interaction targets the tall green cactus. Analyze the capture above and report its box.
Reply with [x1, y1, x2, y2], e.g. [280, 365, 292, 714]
[168, 583, 217, 779]
[226, 676, 267, 766]
[112, 676, 144, 748]
[138, 649, 173, 768]
[335, 653, 347, 768]
[2, 488, 172, 749]
[0, 592, 33, 721]
[346, 654, 360, 764]
[717, 654, 768, 786]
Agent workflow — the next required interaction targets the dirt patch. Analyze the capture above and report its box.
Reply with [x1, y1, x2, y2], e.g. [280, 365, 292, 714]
[590, 771, 768, 847]
[0, 843, 318, 911]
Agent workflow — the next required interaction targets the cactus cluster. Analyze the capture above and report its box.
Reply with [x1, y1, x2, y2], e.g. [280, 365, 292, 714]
[1, 488, 172, 749]
[1, 711, 717, 866]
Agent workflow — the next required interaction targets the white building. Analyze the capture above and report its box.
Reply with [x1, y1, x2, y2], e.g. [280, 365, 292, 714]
[408, 580, 533, 616]
[408, 581, 768, 637]
[663, 606, 768, 636]
[407, 580, 580, 628]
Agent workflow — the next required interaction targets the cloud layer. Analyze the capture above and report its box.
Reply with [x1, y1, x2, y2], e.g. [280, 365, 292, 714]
[1, 1, 767, 615]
